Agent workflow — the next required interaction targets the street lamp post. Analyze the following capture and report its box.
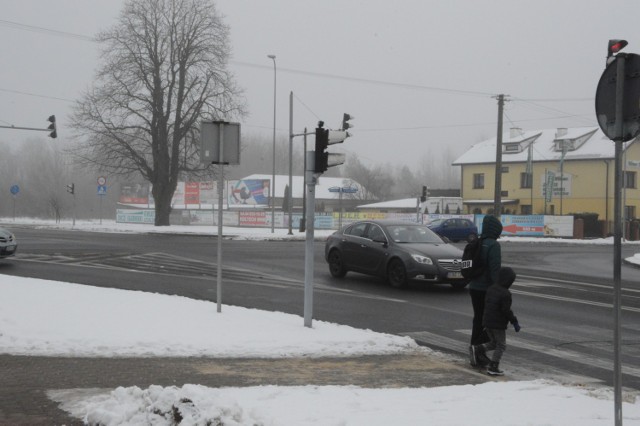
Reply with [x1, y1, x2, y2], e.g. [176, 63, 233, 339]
[268, 54, 276, 233]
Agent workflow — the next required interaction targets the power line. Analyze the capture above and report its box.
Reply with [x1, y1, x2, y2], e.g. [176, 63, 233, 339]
[0, 87, 75, 103]
[0, 18, 597, 104]
[0, 19, 95, 41]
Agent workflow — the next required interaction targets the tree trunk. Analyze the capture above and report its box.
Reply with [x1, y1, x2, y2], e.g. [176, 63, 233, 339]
[153, 185, 173, 226]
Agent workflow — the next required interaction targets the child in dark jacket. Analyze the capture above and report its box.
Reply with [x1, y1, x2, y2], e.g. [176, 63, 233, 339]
[472, 266, 521, 376]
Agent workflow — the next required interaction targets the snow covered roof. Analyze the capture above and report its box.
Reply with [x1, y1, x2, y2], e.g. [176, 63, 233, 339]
[241, 174, 367, 200]
[452, 127, 636, 166]
[357, 198, 418, 209]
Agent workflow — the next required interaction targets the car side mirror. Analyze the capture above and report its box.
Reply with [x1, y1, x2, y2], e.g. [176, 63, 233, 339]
[373, 237, 388, 246]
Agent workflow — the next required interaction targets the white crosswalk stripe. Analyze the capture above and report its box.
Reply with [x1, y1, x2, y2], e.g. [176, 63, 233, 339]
[402, 328, 640, 381]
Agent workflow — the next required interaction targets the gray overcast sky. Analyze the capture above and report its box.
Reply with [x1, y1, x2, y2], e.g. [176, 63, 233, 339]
[1, 0, 639, 169]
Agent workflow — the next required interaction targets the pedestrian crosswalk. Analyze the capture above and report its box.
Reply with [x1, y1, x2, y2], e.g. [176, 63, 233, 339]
[401, 327, 640, 386]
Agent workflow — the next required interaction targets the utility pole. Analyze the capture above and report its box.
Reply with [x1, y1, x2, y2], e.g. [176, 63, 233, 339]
[493, 94, 506, 216]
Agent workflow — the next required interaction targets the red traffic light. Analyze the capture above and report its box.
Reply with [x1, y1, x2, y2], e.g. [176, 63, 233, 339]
[608, 39, 628, 57]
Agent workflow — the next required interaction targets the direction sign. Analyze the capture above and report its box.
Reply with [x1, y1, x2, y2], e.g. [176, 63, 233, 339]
[329, 186, 358, 193]
[595, 53, 640, 142]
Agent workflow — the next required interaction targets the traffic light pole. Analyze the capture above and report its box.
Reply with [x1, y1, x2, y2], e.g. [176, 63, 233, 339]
[612, 53, 625, 426]
[303, 151, 317, 328]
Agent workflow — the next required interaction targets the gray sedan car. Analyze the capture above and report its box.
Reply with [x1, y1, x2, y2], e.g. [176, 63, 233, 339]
[324, 219, 467, 289]
[0, 228, 17, 258]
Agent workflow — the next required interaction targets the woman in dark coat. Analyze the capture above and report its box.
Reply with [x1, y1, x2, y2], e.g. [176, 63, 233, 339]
[468, 214, 502, 367]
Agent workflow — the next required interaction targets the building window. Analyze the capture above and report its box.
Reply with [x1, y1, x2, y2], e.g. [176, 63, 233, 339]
[473, 173, 484, 189]
[520, 172, 532, 189]
[625, 205, 636, 220]
[624, 171, 637, 189]
[521, 205, 532, 215]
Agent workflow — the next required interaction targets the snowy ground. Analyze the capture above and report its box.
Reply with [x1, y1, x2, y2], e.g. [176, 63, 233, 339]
[2, 217, 640, 425]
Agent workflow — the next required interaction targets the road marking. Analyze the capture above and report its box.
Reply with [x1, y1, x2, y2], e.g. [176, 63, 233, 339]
[404, 329, 640, 380]
[517, 274, 640, 294]
[15, 252, 408, 304]
[511, 289, 640, 313]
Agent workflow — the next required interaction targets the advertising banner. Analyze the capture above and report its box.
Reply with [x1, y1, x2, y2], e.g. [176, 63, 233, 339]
[116, 209, 155, 224]
[199, 181, 217, 204]
[185, 182, 200, 205]
[239, 211, 269, 226]
[119, 183, 150, 205]
[228, 179, 270, 206]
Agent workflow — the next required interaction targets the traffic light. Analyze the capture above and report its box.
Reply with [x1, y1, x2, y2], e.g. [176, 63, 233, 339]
[66, 183, 74, 194]
[48, 115, 57, 139]
[314, 122, 347, 173]
[420, 186, 428, 202]
[606, 39, 628, 65]
[341, 113, 354, 132]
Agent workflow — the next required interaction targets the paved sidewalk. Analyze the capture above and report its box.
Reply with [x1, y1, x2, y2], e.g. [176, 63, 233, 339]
[0, 352, 493, 425]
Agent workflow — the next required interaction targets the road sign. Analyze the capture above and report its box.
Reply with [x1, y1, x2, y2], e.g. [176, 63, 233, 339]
[200, 121, 241, 165]
[595, 53, 640, 142]
[329, 186, 358, 193]
[97, 176, 107, 186]
[97, 185, 107, 195]
[10, 185, 19, 195]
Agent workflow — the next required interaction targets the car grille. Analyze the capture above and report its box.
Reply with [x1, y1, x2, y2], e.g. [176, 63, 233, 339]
[439, 259, 463, 272]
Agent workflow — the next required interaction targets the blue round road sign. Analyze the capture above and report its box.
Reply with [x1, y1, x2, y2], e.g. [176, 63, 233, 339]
[10, 185, 19, 195]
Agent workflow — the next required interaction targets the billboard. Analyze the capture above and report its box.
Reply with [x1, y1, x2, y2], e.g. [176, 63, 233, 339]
[119, 183, 150, 204]
[228, 179, 270, 206]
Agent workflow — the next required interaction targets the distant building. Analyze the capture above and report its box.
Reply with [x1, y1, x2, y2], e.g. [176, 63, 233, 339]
[452, 127, 640, 227]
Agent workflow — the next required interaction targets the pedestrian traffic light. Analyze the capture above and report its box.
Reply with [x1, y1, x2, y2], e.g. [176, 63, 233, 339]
[314, 122, 347, 173]
[606, 39, 628, 65]
[341, 113, 354, 132]
[48, 115, 57, 139]
[66, 183, 74, 194]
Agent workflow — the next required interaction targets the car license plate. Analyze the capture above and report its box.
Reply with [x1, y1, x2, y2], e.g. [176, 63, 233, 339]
[5, 245, 15, 252]
[448, 271, 463, 279]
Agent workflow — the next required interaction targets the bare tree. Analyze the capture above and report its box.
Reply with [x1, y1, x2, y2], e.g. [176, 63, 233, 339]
[70, 0, 245, 225]
[343, 156, 394, 201]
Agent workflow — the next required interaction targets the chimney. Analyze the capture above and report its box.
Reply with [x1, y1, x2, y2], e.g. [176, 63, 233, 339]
[556, 128, 568, 138]
[509, 128, 522, 139]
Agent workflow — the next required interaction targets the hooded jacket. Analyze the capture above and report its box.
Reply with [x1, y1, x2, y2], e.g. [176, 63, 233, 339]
[482, 266, 518, 330]
[468, 215, 503, 291]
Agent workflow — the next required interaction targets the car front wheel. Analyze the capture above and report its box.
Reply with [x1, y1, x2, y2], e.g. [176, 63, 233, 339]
[387, 259, 408, 288]
[328, 250, 347, 278]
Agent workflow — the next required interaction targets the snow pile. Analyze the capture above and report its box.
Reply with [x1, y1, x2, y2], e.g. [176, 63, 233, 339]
[50, 381, 640, 426]
[0, 275, 418, 358]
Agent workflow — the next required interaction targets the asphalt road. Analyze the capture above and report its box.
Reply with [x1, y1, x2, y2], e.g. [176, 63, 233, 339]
[3, 226, 640, 392]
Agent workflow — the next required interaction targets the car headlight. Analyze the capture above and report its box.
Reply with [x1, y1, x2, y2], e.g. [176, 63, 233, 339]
[411, 254, 433, 265]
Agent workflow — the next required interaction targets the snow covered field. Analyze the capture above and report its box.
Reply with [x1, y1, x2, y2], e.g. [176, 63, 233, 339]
[1, 218, 640, 425]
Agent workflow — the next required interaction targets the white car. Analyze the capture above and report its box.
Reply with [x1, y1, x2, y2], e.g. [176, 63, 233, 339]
[0, 228, 17, 258]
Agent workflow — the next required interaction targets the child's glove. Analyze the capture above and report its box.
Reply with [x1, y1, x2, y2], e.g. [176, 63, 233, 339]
[513, 321, 521, 332]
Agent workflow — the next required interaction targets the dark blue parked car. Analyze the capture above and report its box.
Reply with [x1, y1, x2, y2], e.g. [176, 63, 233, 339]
[427, 218, 478, 242]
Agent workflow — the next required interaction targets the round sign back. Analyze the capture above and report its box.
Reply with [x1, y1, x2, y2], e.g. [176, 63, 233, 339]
[595, 53, 640, 142]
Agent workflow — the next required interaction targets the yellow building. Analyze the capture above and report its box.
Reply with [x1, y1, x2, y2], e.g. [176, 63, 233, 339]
[453, 127, 640, 229]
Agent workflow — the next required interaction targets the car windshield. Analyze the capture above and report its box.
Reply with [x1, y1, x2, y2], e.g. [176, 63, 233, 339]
[387, 225, 444, 243]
